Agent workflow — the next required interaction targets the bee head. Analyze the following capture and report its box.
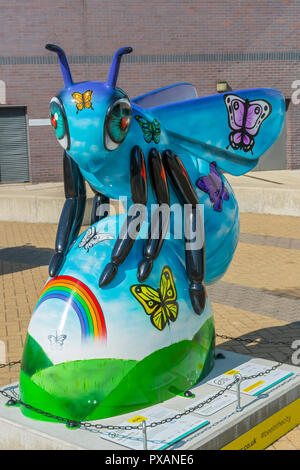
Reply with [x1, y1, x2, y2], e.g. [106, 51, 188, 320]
[45, 44, 133, 172]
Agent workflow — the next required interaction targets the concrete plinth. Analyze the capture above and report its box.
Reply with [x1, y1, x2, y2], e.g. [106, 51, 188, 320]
[0, 349, 299, 450]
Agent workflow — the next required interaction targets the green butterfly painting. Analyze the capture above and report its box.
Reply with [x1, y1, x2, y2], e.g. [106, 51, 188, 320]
[135, 115, 161, 144]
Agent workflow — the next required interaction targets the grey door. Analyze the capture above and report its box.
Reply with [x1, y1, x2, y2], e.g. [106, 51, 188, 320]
[0, 106, 29, 182]
[253, 118, 287, 171]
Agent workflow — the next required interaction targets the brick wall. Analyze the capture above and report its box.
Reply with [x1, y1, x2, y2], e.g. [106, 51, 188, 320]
[0, 0, 300, 182]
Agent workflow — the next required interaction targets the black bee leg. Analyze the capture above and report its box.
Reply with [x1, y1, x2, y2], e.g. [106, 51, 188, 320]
[184, 204, 206, 315]
[49, 151, 86, 277]
[99, 146, 147, 287]
[91, 191, 110, 225]
[137, 148, 170, 282]
[163, 149, 206, 315]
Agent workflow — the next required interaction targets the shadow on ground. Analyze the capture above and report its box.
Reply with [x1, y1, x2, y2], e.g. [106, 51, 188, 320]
[262, 287, 300, 300]
[0, 245, 53, 274]
[217, 322, 300, 366]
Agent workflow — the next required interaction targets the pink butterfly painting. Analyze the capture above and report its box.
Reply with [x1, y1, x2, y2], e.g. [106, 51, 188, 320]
[224, 94, 272, 154]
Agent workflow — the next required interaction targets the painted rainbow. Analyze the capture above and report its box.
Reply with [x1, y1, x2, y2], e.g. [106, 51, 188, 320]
[35, 275, 107, 343]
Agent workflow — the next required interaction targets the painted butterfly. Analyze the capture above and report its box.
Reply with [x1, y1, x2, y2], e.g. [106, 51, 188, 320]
[78, 226, 114, 252]
[130, 265, 178, 331]
[224, 94, 271, 154]
[135, 115, 161, 144]
[196, 161, 229, 212]
[72, 90, 94, 113]
[48, 331, 67, 349]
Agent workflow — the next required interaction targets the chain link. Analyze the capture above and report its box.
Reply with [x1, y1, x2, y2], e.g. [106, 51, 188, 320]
[0, 332, 296, 431]
[242, 361, 284, 381]
[216, 333, 292, 347]
[0, 360, 21, 369]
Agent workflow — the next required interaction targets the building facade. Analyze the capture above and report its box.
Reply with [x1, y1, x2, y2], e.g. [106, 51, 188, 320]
[0, 0, 299, 184]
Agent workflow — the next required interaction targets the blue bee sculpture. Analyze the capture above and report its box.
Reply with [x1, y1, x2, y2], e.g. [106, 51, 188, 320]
[19, 45, 285, 424]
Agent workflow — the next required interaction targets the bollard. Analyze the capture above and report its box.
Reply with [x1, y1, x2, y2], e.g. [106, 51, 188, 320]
[234, 373, 243, 412]
[142, 420, 148, 450]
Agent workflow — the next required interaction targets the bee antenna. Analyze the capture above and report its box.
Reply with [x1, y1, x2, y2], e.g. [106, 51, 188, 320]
[106, 47, 133, 89]
[45, 44, 73, 88]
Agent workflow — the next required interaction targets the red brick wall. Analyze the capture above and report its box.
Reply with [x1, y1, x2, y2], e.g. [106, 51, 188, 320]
[0, 0, 300, 182]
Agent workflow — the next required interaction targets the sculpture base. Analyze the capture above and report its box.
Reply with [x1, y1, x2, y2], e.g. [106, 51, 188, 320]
[0, 349, 299, 450]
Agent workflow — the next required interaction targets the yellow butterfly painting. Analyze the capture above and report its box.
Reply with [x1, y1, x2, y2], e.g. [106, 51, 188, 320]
[130, 266, 178, 331]
[72, 90, 94, 113]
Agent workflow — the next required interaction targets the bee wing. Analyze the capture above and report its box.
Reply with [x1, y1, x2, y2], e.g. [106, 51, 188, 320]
[150, 89, 285, 175]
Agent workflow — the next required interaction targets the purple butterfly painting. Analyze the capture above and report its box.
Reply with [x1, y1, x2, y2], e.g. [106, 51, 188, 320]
[196, 162, 229, 212]
[224, 94, 272, 154]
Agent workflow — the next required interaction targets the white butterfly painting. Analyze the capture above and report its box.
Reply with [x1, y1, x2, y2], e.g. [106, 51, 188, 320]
[48, 331, 67, 350]
[78, 226, 114, 252]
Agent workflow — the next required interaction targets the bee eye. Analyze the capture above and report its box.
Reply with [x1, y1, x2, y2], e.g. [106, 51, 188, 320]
[50, 97, 70, 150]
[104, 98, 132, 150]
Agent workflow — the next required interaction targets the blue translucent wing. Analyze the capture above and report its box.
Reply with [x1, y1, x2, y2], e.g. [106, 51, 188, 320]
[149, 88, 285, 176]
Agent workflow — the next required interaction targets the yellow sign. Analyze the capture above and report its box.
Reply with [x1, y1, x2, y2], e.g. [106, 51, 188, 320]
[127, 415, 147, 424]
[242, 380, 264, 393]
[222, 398, 300, 450]
[224, 369, 240, 375]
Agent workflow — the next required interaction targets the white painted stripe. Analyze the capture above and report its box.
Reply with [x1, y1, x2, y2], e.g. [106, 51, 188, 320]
[29, 118, 50, 126]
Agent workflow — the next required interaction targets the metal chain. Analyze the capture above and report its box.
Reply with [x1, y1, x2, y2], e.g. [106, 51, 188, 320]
[216, 333, 292, 347]
[0, 360, 21, 369]
[146, 378, 240, 429]
[0, 332, 295, 430]
[242, 361, 284, 381]
[0, 376, 239, 430]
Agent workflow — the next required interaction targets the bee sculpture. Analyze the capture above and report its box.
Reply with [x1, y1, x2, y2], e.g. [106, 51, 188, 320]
[45, 44, 285, 313]
[19, 44, 285, 424]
